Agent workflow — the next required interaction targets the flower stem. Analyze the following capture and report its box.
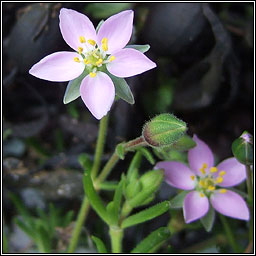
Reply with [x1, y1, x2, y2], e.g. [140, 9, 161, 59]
[109, 226, 124, 253]
[91, 115, 109, 179]
[67, 197, 90, 253]
[219, 214, 240, 253]
[245, 165, 253, 242]
[68, 115, 109, 253]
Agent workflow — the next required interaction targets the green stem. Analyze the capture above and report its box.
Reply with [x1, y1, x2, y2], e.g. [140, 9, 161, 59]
[68, 115, 109, 253]
[245, 165, 253, 241]
[91, 115, 109, 179]
[109, 226, 124, 253]
[219, 214, 240, 253]
[67, 197, 90, 253]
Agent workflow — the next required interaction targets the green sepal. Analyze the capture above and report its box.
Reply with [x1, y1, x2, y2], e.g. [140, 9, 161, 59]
[169, 190, 190, 208]
[96, 20, 104, 33]
[126, 44, 150, 53]
[107, 71, 135, 104]
[200, 205, 215, 232]
[63, 69, 89, 104]
[138, 147, 155, 165]
[131, 227, 170, 253]
[121, 201, 170, 229]
[91, 235, 108, 253]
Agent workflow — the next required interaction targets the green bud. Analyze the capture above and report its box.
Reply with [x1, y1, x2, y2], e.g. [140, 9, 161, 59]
[232, 131, 253, 165]
[125, 180, 142, 199]
[128, 170, 164, 208]
[142, 113, 187, 147]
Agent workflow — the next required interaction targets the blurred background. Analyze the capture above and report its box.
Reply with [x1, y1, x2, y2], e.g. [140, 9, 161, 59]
[2, 2, 254, 253]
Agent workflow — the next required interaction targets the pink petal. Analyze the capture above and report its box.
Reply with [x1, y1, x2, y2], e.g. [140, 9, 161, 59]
[188, 135, 214, 176]
[97, 10, 134, 53]
[210, 190, 249, 220]
[155, 161, 196, 190]
[29, 52, 84, 82]
[214, 157, 246, 187]
[107, 48, 156, 78]
[59, 8, 96, 51]
[183, 191, 209, 223]
[80, 72, 115, 119]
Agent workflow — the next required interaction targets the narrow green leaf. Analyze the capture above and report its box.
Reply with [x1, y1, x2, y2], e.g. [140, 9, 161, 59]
[131, 227, 170, 253]
[107, 71, 135, 104]
[170, 191, 190, 208]
[63, 69, 89, 104]
[98, 181, 118, 191]
[138, 147, 155, 164]
[106, 202, 116, 225]
[15, 218, 35, 238]
[127, 151, 142, 182]
[96, 19, 104, 33]
[83, 172, 109, 224]
[200, 205, 215, 232]
[79, 153, 92, 172]
[115, 143, 126, 160]
[113, 178, 124, 217]
[91, 235, 108, 253]
[63, 210, 74, 227]
[126, 44, 150, 53]
[121, 201, 170, 229]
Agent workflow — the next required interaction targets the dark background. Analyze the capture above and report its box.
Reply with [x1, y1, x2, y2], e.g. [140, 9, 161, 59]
[2, 2, 254, 253]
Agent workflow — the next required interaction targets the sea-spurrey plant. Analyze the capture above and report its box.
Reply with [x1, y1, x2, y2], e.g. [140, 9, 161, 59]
[29, 8, 156, 119]
[155, 135, 250, 224]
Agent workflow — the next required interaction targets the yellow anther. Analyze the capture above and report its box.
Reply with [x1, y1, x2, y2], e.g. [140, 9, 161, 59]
[90, 72, 96, 78]
[200, 192, 205, 198]
[219, 189, 227, 194]
[219, 171, 226, 176]
[109, 55, 115, 62]
[208, 185, 216, 191]
[199, 180, 206, 188]
[78, 47, 83, 54]
[101, 37, 108, 51]
[216, 176, 223, 184]
[73, 57, 80, 63]
[202, 163, 208, 169]
[88, 39, 96, 46]
[96, 58, 103, 66]
[84, 59, 90, 65]
[190, 175, 195, 181]
[79, 36, 86, 43]
[200, 168, 206, 175]
[210, 167, 218, 173]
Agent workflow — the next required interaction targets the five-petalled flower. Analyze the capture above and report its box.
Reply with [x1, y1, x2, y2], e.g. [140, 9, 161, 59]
[29, 8, 156, 119]
[155, 135, 249, 223]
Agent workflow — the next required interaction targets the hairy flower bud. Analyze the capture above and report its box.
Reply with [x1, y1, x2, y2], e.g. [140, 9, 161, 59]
[142, 113, 187, 147]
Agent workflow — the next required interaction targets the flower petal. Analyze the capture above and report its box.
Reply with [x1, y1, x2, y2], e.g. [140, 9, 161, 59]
[155, 161, 196, 190]
[210, 190, 249, 220]
[188, 135, 214, 176]
[80, 72, 115, 119]
[97, 10, 134, 53]
[183, 191, 209, 223]
[29, 52, 84, 82]
[59, 8, 96, 51]
[107, 48, 156, 78]
[214, 157, 246, 187]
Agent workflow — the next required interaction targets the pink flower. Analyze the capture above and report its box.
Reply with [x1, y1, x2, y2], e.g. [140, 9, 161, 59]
[29, 8, 156, 119]
[155, 135, 249, 223]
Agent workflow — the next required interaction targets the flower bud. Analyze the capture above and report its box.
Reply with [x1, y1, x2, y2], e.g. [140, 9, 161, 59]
[142, 113, 187, 147]
[232, 131, 253, 165]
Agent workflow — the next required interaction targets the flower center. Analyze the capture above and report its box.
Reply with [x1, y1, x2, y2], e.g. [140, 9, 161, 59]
[191, 163, 227, 197]
[73, 36, 115, 77]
